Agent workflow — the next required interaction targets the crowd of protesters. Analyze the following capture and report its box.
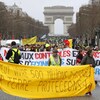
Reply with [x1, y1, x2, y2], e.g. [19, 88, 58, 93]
[0, 37, 99, 67]
[0, 37, 100, 96]
[0, 36, 99, 52]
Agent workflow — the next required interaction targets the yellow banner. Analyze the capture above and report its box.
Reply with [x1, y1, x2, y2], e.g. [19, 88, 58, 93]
[0, 61, 95, 99]
[22, 36, 37, 45]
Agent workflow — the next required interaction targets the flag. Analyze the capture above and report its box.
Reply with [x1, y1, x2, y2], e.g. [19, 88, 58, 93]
[22, 36, 37, 45]
[64, 39, 73, 48]
[68, 39, 73, 48]
[41, 34, 46, 39]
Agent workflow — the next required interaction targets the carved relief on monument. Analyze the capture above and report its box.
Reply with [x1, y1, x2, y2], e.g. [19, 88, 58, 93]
[45, 16, 53, 23]
[45, 17, 52, 21]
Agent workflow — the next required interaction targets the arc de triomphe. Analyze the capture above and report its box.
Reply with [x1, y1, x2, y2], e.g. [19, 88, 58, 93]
[44, 6, 74, 36]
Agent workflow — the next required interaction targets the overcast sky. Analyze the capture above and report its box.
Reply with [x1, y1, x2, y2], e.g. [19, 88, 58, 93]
[0, 0, 89, 22]
[0, 0, 89, 34]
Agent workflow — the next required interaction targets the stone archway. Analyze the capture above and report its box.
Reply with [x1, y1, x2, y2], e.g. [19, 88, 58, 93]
[44, 6, 74, 36]
[55, 19, 63, 34]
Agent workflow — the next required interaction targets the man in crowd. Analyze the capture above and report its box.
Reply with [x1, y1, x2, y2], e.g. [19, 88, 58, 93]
[6, 41, 21, 64]
[48, 49, 62, 66]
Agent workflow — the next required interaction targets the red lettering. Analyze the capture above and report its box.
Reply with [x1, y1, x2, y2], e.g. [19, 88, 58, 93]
[58, 50, 71, 57]
[41, 53, 46, 59]
[67, 50, 71, 57]
[63, 51, 68, 57]
[35, 53, 51, 59]
[35, 53, 40, 59]
[46, 53, 51, 58]
[93, 52, 100, 58]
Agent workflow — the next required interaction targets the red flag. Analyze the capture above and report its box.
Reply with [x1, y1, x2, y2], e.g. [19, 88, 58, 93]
[64, 40, 70, 47]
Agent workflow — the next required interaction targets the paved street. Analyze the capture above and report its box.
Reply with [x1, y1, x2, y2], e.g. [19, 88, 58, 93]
[0, 84, 100, 100]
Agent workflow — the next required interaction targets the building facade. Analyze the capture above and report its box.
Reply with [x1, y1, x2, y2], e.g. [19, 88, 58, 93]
[6, 3, 27, 17]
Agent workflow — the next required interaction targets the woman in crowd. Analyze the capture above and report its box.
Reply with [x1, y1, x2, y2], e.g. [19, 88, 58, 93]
[81, 49, 95, 95]
[76, 49, 83, 65]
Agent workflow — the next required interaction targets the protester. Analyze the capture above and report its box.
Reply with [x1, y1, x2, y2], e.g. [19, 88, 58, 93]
[94, 46, 99, 51]
[39, 45, 45, 52]
[48, 49, 62, 66]
[85, 46, 91, 51]
[76, 49, 83, 65]
[45, 43, 51, 51]
[6, 41, 21, 64]
[81, 49, 95, 95]
[81, 50, 95, 67]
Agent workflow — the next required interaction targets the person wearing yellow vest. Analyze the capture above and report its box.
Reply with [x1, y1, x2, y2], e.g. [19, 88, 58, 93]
[48, 49, 62, 66]
[6, 41, 21, 64]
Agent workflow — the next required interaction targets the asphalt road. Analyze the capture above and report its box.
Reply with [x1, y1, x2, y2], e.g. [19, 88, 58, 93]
[0, 84, 100, 100]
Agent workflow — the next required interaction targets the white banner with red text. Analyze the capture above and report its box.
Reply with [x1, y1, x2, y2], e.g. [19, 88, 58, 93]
[0, 47, 100, 80]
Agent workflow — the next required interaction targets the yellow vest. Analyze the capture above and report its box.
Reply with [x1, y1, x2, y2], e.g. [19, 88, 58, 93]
[8, 48, 20, 63]
[49, 55, 60, 66]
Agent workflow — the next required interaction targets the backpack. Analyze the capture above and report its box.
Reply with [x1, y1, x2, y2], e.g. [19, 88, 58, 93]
[12, 49, 20, 64]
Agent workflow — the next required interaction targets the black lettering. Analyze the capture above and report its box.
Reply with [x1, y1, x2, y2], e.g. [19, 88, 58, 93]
[0, 74, 4, 85]
[21, 53, 34, 59]
[25, 61, 29, 65]
[55, 81, 59, 92]
[95, 60, 100, 66]
[72, 51, 78, 57]
[7, 78, 30, 91]
[0, 66, 10, 74]
[30, 70, 43, 79]
[66, 59, 71, 65]
[29, 53, 34, 59]
[37, 81, 43, 92]
[59, 81, 63, 92]
[66, 59, 76, 65]
[68, 81, 73, 91]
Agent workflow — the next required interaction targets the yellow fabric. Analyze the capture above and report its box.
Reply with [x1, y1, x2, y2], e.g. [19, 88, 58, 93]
[35, 49, 38, 52]
[49, 55, 60, 66]
[68, 39, 73, 48]
[45, 43, 50, 48]
[22, 36, 37, 45]
[0, 61, 95, 99]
